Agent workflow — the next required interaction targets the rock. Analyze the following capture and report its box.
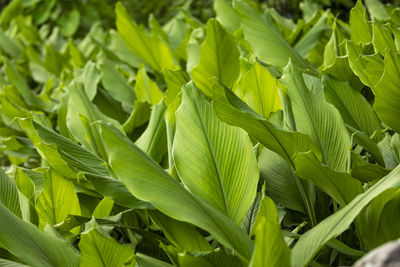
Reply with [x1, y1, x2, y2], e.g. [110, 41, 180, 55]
[354, 241, 400, 267]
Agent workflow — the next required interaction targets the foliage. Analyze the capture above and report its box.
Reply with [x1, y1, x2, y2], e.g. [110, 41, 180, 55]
[0, 0, 400, 266]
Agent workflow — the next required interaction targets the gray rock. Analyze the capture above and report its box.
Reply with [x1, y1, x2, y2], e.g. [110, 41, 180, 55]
[354, 240, 400, 267]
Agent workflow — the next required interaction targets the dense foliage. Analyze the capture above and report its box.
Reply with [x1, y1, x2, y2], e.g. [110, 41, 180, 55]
[0, 0, 400, 266]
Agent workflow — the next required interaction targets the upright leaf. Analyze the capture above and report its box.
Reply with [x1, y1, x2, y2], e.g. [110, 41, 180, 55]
[36, 169, 81, 229]
[281, 61, 350, 171]
[241, 61, 282, 119]
[115, 2, 174, 71]
[79, 226, 135, 267]
[173, 82, 258, 224]
[99, 122, 253, 261]
[192, 19, 240, 96]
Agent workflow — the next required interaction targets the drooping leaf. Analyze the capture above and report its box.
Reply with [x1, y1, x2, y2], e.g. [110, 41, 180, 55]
[292, 164, 400, 267]
[212, 81, 320, 166]
[0, 202, 80, 267]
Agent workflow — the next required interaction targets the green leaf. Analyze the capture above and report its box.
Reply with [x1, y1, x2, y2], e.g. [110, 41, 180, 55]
[134, 65, 164, 106]
[358, 188, 400, 250]
[372, 23, 396, 55]
[291, 164, 400, 267]
[373, 52, 400, 133]
[294, 11, 328, 58]
[149, 210, 212, 252]
[281, 61, 351, 171]
[74, 61, 100, 101]
[249, 196, 291, 267]
[136, 253, 173, 267]
[115, 2, 174, 71]
[92, 197, 114, 218]
[294, 152, 363, 207]
[36, 168, 81, 229]
[0, 202, 80, 267]
[322, 75, 382, 137]
[0, 168, 21, 217]
[214, 0, 240, 32]
[365, 0, 390, 21]
[350, 0, 371, 45]
[212, 81, 320, 166]
[258, 147, 305, 213]
[163, 68, 190, 105]
[241, 61, 282, 119]
[192, 19, 239, 96]
[173, 82, 258, 224]
[100, 56, 135, 112]
[233, 0, 315, 72]
[79, 226, 135, 267]
[136, 102, 167, 162]
[98, 122, 253, 261]
[346, 41, 384, 88]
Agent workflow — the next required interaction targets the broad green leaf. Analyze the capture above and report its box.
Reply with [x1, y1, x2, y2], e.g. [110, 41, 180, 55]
[365, 0, 390, 21]
[36, 168, 81, 229]
[291, 164, 400, 267]
[136, 102, 167, 162]
[15, 168, 38, 224]
[0, 0, 21, 24]
[134, 65, 164, 106]
[372, 23, 396, 55]
[18, 118, 109, 176]
[358, 188, 400, 250]
[241, 61, 282, 119]
[234, 0, 315, 72]
[374, 52, 400, 133]
[214, 0, 240, 32]
[294, 11, 328, 58]
[115, 2, 174, 71]
[281, 61, 350, 171]
[136, 253, 173, 267]
[100, 56, 135, 112]
[178, 250, 243, 267]
[79, 226, 135, 267]
[346, 41, 384, 88]
[350, 0, 371, 45]
[0, 168, 21, 217]
[4, 59, 40, 108]
[294, 152, 363, 207]
[0, 202, 80, 267]
[66, 82, 122, 159]
[74, 61, 100, 101]
[92, 197, 114, 218]
[192, 19, 239, 96]
[173, 82, 258, 224]
[149, 210, 212, 252]
[249, 196, 291, 267]
[163, 68, 190, 105]
[212, 81, 320, 166]
[85, 174, 151, 209]
[0, 28, 22, 57]
[0, 259, 29, 267]
[258, 147, 305, 213]
[322, 75, 382, 137]
[98, 122, 253, 261]
[352, 131, 385, 166]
